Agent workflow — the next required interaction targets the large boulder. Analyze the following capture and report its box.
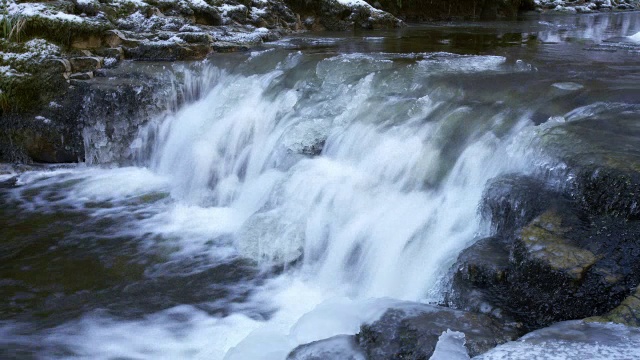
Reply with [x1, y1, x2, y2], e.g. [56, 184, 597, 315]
[452, 177, 640, 329]
[355, 303, 521, 359]
[587, 285, 640, 327]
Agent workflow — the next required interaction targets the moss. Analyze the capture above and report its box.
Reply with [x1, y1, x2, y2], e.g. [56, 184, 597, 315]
[587, 286, 640, 326]
[519, 210, 597, 280]
[21, 16, 113, 49]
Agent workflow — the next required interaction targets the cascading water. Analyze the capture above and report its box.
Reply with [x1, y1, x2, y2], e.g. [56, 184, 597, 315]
[3, 12, 640, 359]
[70, 50, 537, 358]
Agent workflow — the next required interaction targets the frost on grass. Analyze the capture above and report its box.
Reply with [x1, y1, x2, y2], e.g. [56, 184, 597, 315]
[1, 39, 60, 69]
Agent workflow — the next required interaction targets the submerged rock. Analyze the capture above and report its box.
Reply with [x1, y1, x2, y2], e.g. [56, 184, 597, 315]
[355, 303, 521, 359]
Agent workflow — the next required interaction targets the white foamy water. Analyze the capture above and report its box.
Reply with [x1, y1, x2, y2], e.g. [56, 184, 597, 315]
[3, 47, 638, 360]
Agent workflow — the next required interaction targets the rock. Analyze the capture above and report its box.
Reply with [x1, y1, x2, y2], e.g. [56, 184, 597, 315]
[450, 236, 512, 320]
[94, 47, 124, 61]
[103, 29, 128, 48]
[481, 175, 557, 233]
[69, 57, 103, 72]
[175, 32, 213, 44]
[287, 335, 365, 360]
[69, 72, 94, 80]
[451, 171, 640, 330]
[356, 303, 521, 359]
[71, 34, 103, 49]
[518, 210, 597, 281]
[123, 42, 211, 61]
[44, 59, 72, 74]
[211, 41, 250, 52]
[537, 113, 640, 220]
[587, 286, 640, 326]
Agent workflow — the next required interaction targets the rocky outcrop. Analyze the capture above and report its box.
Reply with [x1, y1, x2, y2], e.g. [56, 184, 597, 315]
[0, 0, 404, 163]
[287, 0, 403, 30]
[287, 303, 521, 360]
[452, 176, 640, 329]
[451, 110, 640, 330]
[355, 304, 521, 359]
[362, 0, 638, 20]
[587, 286, 640, 326]
[363, 0, 528, 20]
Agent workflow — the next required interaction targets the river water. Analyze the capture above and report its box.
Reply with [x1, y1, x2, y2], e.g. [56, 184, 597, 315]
[1, 11, 640, 360]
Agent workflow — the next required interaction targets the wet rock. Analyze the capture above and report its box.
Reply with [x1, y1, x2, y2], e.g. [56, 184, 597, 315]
[80, 65, 174, 164]
[451, 172, 640, 330]
[481, 175, 557, 233]
[450, 236, 512, 320]
[69, 72, 94, 80]
[287, 335, 365, 360]
[538, 107, 640, 220]
[587, 286, 640, 326]
[123, 42, 211, 61]
[518, 210, 597, 280]
[356, 303, 521, 359]
[69, 57, 103, 72]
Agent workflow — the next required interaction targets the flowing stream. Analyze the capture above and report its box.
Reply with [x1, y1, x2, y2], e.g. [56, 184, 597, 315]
[1, 11, 640, 359]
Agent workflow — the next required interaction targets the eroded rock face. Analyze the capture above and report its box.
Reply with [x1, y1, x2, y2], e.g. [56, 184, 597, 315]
[452, 173, 640, 330]
[355, 304, 521, 359]
[587, 286, 640, 327]
[363, 0, 526, 21]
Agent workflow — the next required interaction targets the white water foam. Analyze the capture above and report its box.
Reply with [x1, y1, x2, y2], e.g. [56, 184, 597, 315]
[3, 51, 576, 359]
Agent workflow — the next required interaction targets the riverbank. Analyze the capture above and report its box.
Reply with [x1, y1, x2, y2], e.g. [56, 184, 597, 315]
[1, 0, 639, 163]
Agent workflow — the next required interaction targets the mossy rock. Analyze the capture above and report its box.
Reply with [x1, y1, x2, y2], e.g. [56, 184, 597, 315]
[451, 173, 640, 331]
[22, 15, 114, 48]
[518, 210, 597, 281]
[356, 303, 521, 359]
[587, 286, 640, 327]
[538, 115, 640, 220]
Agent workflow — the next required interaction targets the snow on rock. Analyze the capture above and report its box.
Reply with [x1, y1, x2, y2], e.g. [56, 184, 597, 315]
[629, 31, 640, 42]
[533, 0, 639, 12]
